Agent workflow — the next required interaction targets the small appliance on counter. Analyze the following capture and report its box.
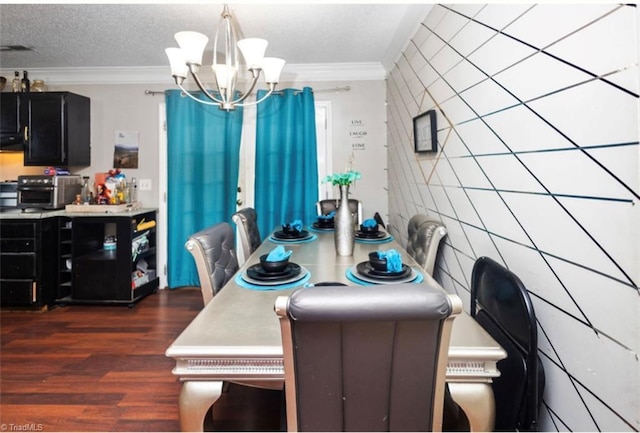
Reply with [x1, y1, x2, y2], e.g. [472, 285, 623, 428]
[17, 175, 82, 210]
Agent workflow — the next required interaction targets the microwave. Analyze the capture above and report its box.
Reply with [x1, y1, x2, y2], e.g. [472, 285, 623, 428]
[17, 175, 82, 209]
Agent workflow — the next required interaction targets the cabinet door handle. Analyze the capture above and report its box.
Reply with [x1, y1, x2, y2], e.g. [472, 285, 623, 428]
[31, 282, 37, 303]
[24, 126, 28, 142]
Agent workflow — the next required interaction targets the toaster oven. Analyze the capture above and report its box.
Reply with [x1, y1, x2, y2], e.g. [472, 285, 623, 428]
[17, 175, 82, 209]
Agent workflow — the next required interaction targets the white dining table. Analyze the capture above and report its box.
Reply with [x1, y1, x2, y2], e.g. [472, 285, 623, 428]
[166, 227, 506, 432]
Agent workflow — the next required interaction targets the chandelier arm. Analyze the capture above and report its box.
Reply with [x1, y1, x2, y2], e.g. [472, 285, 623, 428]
[227, 70, 261, 105]
[189, 70, 227, 104]
[236, 84, 277, 107]
[177, 82, 222, 106]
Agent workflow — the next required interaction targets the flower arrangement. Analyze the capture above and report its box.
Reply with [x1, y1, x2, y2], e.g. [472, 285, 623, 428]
[322, 170, 362, 186]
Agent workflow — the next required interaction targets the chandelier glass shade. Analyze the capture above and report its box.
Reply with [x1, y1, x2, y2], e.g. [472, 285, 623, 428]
[165, 4, 286, 111]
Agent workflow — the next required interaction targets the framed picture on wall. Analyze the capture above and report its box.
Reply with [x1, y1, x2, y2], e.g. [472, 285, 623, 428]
[413, 110, 437, 153]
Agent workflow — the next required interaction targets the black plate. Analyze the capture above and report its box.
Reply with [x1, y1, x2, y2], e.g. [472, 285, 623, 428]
[312, 222, 334, 230]
[246, 263, 301, 281]
[355, 231, 386, 239]
[356, 261, 411, 280]
[273, 230, 309, 240]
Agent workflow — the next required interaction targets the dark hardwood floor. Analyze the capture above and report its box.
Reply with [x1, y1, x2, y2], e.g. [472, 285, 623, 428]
[0, 288, 283, 432]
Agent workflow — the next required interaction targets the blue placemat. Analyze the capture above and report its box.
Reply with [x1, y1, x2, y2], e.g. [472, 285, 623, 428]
[355, 234, 394, 244]
[235, 270, 311, 291]
[268, 234, 318, 244]
[345, 267, 424, 286]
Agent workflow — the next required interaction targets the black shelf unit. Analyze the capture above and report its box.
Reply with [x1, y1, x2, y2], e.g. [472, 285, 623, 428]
[59, 210, 158, 306]
[57, 217, 73, 300]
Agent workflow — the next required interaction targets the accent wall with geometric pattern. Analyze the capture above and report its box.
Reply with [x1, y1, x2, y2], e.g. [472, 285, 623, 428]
[386, 4, 639, 431]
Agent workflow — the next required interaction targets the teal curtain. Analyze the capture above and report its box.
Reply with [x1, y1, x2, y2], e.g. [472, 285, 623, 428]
[254, 87, 318, 237]
[165, 90, 242, 288]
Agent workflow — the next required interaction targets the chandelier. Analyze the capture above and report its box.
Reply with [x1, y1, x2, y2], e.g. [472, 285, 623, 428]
[165, 4, 286, 111]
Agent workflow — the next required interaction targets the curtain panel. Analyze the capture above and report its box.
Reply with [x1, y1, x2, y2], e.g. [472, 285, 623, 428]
[254, 87, 319, 238]
[165, 90, 243, 288]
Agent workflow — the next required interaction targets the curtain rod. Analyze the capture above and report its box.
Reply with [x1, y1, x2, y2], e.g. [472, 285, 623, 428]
[144, 86, 351, 97]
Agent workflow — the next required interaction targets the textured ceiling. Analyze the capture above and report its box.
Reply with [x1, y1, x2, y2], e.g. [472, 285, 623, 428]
[0, 3, 432, 72]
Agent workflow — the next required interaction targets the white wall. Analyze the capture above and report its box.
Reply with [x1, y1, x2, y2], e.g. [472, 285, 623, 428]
[7, 79, 389, 222]
[386, 3, 639, 431]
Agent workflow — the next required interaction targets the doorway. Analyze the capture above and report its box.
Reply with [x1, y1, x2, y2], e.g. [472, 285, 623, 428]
[157, 101, 331, 288]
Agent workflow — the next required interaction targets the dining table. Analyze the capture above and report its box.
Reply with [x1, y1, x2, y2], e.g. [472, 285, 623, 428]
[166, 224, 507, 432]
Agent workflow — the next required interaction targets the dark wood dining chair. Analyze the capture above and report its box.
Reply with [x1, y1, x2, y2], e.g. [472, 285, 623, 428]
[471, 256, 545, 431]
[231, 207, 262, 264]
[275, 283, 462, 432]
[185, 222, 239, 306]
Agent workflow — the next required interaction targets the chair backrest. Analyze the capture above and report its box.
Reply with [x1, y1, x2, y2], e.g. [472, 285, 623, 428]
[316, 198, 363, 226]
[275, 283, 462, 432]
[185, 222, 239, 306]
[231, 207, 262, 263]
[406, 216, 447, 276]
[407, 214, 430, 239]
[470, 256, 545, 431]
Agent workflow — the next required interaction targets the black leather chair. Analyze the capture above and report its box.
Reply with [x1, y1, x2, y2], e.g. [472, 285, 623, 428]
[185, 222, 239, 306]
[471, 256, 545, 431]
[275, 283, 462, 432]
[231, 207, 262, 264]
[406, 215, 447, 276]
[316, 198, 362, 226]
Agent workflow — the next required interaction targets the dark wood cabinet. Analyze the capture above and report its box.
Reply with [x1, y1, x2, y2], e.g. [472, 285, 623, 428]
[23, 92, 91, 167]
[0, 93, 25, 150]
[0, 218, 58, 309]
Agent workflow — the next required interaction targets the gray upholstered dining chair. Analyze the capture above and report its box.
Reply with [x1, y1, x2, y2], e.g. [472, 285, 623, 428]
[406, 215, 448, 276]
[316, 198, 363, 226]
[185, 222, 239, 306]
[231, 207, 262, 264]
[406, 213, 431, 241]
[275, 283, 462, 432]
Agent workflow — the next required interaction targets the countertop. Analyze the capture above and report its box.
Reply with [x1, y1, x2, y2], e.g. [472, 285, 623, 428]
[0, 207, 158, 220]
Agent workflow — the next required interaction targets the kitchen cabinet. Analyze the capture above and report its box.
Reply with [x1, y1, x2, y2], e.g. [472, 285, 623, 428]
[0, 218, 58, 309]
[23, 92, 90, 167]
[63, 209, 158, 306]
[0, 92, 25, 151]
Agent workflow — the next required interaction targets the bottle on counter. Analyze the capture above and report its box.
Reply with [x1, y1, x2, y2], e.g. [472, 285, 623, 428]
[11, 71, 20, 93]
[121, 180, 130, 204]
[81, 176, 91, 204]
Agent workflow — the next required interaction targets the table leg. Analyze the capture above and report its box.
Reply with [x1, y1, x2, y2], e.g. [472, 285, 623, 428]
[448, 382, 496, 432]
[179, 380, 223, 432]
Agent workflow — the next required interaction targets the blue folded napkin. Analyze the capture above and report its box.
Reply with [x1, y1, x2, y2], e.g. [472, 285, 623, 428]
[284, 219, 303, 231]
[266, 245, 292, 261]
[362, 218, 377, 228]
[376, 249, 402, 272]
[318, 211, 336, 219]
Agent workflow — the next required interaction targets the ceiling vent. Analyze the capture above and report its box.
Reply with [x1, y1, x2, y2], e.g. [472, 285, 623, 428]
[0, 45, 34, 52]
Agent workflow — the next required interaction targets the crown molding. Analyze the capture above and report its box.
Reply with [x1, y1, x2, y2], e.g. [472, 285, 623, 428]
[0, 62, 388, 86]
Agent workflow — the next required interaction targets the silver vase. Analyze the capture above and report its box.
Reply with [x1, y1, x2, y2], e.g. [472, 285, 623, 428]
[334, 184, 355, 256]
